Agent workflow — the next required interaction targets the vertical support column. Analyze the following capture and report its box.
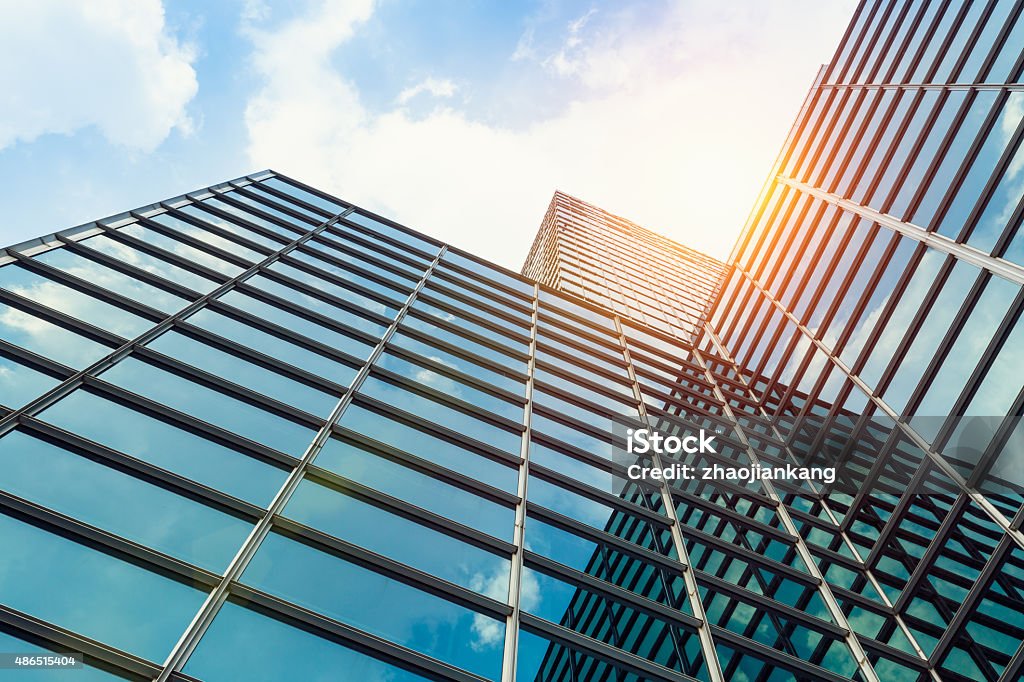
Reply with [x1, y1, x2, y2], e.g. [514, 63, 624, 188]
[155, 240, 449, 681]
[501, 283, 540, 682]
[615, 317, 727, 682]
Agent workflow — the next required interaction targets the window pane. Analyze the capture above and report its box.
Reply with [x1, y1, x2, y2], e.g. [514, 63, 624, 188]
[243, 532, 505, 678]
[39, 388, 286, 506]
[0, 264, 151, 338]
[315, 437, 513, 540]
[284, 478, 511, 596]
[146, 329, 340, 417]
[183, 601, 429, 682]
[0, 302, 110, 368]
[79, 233, 220, 294]
[146, 213, 262, 265]
[261, 177, 346, 214]
[0, 429, 251, 571]
[100, 357, 318, 457]
[0, 351, 59, 409]
[0, 513, 206, 662]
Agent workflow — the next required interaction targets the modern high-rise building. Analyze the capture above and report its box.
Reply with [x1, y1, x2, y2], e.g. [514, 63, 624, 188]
[1, 1, 1023, 681]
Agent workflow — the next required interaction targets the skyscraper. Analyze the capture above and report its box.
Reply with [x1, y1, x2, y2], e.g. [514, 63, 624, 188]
[2, 2, 1024, 682]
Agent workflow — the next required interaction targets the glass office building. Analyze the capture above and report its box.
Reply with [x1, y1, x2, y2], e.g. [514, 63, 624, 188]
[521, 191, 725, 342]
[1, 2, 1024, 681]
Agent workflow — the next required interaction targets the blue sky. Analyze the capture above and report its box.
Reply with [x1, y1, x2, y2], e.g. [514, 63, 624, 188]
[0, 0, 856, 265]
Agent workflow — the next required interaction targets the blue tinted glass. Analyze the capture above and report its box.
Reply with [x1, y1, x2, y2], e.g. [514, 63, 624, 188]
[292, 247, 418, 290]
[0, 513, 206, 662]
[117, 221, 244, 277]
[260, 177, 346, 214]
[39, 388, 286, 506]
[80, 233, 220, 294]
[268, 261, 404, 314]
[345, 212, 438, 255]
[243, 183, 328, 222]
[531, 412, 614, 460]
[0, 302, 110, 368]
[402, 314, 527, 373]
[937, 93, 1024, 239]
[197, 199, 297, 242]
[374, 352, 523, 421]
[186, 308, 358, 386]
[100, 357, 318, 457]
[285, 478, 511, 596]
[243, 532, 505, 678]
[0, 429, 251, 571]
[222, 191, 314, 230]
[968, 134, 1024, 253]
[443, 250, 534, 296]
[858, 249, 945, 388]
[217, 289, 379, 360]
[183, 601, 428, 682]
[0, 352, 59, 409]
[390, 331, 525, 393]
[146, 330, 339, 417]
[145, 213, 263, 265]
[0, 264, 151, 338]
[420, 283, 532, 332]
[337, 403, 519, 492]
[315, 437, 514, 540]
[411, 296, 529, 352]
[359, 375, 522, 454]
[309, 232, 424, 280]
[247, 273, 397, 330]
[884, 260, 980, 413]
[33, 248, 190, 314]
[178, 204, 284, 250]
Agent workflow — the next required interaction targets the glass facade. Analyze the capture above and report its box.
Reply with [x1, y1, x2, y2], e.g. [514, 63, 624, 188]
[1, 2, 1023, 681]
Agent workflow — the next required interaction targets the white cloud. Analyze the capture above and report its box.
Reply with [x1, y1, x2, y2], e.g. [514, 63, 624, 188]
[0, 0, 197, 152]
[396, 77, 457, 105]
[243, 0, 858, 266]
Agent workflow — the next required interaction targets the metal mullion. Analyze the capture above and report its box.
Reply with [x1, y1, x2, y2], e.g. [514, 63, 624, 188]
[134, 214, 258, 270]
[195, 199, 302, 245]
[323, 428, 519, 507]
[949, 0, 1006, 84]
[0, 288, 125, 347]
[229, 281, 384, 344]
[337, 217, 439, 264]
[532, 378, 639, 424]
[440, 257, 535, 306]
[499, 282, 537, 682]
[258, 262, 403, 315]
[367, 367, 526, 434]
[429, 273, 534, 321]
[250, 174, 339, 221]
[224, 586, 486, 682]
[961, 114, 1024, 245]
[680, 522, 819, 590]
[131, 346, 326, 429]
[56, 235, 204, 302]
[535, 358, 636, 401]
[160, 205, 280, 257]
[278, 248, 411, 302]
[690, 342, 883, 681]
[296, 237, 420, 290]
[408, 301, 532, 357]
[170, 320, 349, 396]
[672, 489, 794, 546]
[320, 223, 431, 273]
[967, 390, 1024, 490]
[933, 289, 1024, 449]
[382, 342, 527, 405]
[203, 297, 369, 366]
[94, 223, 232, 285]
[18, 415, 264, 522]
[608, 316, 727, 681]
[346, 394, 521, 469]
[0, 490, 221, 590]
[80, 376, 297, 470]
[270, 516, 510, 620]
[0, 339, 75, 383]
[927, 534, 1013, 667]
[153, 243, 446, 681]
[301, 466, 515, 556]
[518, 612, 699, 682]
[525, 502, 686, 576]
[225, 184, 322, 229]
[530, 403, 623, 447]
[523, 551, 703, 631]
[533, 340, 628, 383]
[528, 462, 671, 529]
[434, 268, 535, 317]
[710, 623, 855, 682]
[846, 0, 894, 85]
[7, 249, 167, 322]
[0, 604, 158, 679]
[529, 431, 637, 481]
